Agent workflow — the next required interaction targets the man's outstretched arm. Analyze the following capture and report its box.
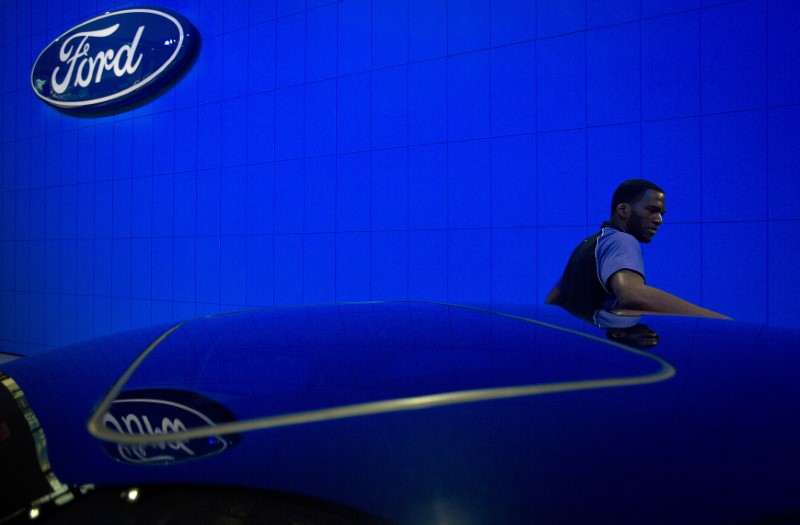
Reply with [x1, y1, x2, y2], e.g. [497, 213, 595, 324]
[608, 269, 731, 319]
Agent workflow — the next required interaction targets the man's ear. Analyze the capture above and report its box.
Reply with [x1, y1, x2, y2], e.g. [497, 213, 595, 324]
[616, 203, 630, 218]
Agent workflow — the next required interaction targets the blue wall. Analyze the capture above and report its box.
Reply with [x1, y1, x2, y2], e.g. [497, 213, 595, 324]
[1, 0, 799, 354]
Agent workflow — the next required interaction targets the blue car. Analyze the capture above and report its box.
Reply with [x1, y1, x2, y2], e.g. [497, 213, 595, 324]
[2, 301, 799, 524]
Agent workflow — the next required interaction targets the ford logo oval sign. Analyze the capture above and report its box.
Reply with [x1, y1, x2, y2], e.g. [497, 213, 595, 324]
[31, 8, 196, 111]
[101, 389, 239, 465]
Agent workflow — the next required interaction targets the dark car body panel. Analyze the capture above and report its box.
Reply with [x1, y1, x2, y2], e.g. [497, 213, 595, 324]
[2, 302, 799, 524]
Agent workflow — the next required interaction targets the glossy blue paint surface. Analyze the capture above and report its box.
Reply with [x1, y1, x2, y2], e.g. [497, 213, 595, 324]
[3, 302, 800, 524]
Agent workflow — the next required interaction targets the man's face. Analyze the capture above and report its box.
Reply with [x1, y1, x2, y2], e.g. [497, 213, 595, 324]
[626, 190, 666, 243]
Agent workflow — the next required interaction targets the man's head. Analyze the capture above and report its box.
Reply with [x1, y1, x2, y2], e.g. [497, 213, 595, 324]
[610, 179, 666, 243]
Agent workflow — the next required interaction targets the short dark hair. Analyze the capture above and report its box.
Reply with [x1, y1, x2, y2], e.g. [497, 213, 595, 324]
[610, 179, 664, 215]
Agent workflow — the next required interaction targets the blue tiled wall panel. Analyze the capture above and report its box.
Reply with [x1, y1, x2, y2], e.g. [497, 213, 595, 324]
[112, 179, 132, 238]
[337, 0, 371, 76]
[336, 73, 370, 154]
[491, 135, 536, 228]
[700, 0, 767, 114]
[371, 231, 409, 301]
[642, 0, 700, 18]
[151, 238, 173, 302]
[448, 140, 491, 229]
[307, 5, 338, 82]
[448, 0, 491, 55]
[305, 80, 337, 158]
[221, 236, 247, 306]
[196, 236, 221, 304]
[3, 0, 797, 355]
[408, 144, 447, 230]
[30, 241, 45, 294]
[131, 238, 152, 300]
[303, 233, 336, 304]
[491, 42, 536, 137]
[31, 188, 47, 239]
[273, 234, 304, 305]
[768, 0, 800, 106]
[701, 110, 768, 222]
[537, 130, 587, 227]
[702, 221, 768, 324]
[15, 242, 30, 293]
[274, 86, 305, 161]
[172, 237, 196, 302]
[644, 223, 702, 305]
[409, 229, 447, 302]
[447, 51, 491, 142]
[304, 156, 336, 233]
[173, 171, 197, 236]
[196, 169, 221, 236]
[61, 131, 78, 186]
[408, 59, 447, 146]
[131, 117, 154, 178]
[769, 220, 800, 328]
[152, 112, 176, 175]
[586, 23, 641, 126]
[223, 29, 249, 100]
[335, 232, 371, 301]
[93, 239, 111, 298]
[537, 33, 586, 132]
[447, 229, 491, 305]
[641, 11, 700, 120]
[279, 0, 305, 18]
[371, 66, 408, 150]
[537, 0, 585, 38]
[491, 0, 536, 46]
[409, 0, 446, 61]
[642, 117, 702, 223]
[221, 98, 249, 167]
[152, 174, 174, 236]
[15, 190, 30, 240]
[221, 167, 248, 235]
[768, 106, 800, 221]
[372, 0, 409, 69]
[60, 294, 77, 343]
[491, 228, 537, 306]
[587, 0, 640, 28]
[250, 0, 277, 25]
[276, 13, 305, 89]
[111, 297, 131, 334]
[1, 243, 13, 292]
[197, 102, 223, 170]
[336, 152, 370, 232]
[174, 108, 199, 172]
[246, 92, 276, 164]
[248, 21, 277, 94]
[587, 123, 641, 222]
[245, 164, 274, 235]
[111, 238, 131, 298]
[113, 120, 133, 180]
[371, 148, 409, 231]
[274, 160, 304, 234]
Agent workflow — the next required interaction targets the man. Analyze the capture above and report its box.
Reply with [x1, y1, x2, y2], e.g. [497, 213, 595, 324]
[545, 179, 729, 321]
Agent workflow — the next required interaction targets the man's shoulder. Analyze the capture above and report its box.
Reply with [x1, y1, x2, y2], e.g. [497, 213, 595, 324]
[597, 227, 641, 257]
[599, 226, 638, 245]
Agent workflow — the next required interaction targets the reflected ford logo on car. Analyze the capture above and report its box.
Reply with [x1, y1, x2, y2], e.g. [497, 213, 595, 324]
[31, 8, 196, 110]
[101, 390, 238, 465]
